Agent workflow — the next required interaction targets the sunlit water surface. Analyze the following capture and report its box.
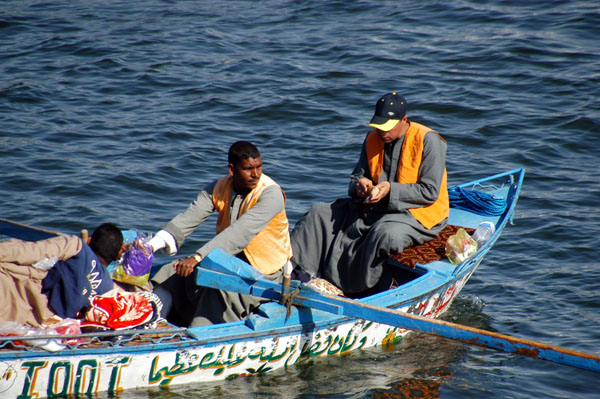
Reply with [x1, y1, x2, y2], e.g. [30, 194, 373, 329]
[1, 1, 599, 398]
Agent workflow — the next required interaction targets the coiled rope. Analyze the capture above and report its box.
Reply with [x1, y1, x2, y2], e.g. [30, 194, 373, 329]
[448, 186, 507, 216]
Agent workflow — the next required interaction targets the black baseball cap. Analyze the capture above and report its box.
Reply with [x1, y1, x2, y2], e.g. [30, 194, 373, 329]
[368, 92, 406, 131]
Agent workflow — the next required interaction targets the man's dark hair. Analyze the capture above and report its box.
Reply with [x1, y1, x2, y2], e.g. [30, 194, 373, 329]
[89, 223, 123, 263]
[228, 141, 260, 166]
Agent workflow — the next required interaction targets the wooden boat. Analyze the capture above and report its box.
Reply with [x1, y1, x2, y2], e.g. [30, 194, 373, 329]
[0, 169, 526, 398]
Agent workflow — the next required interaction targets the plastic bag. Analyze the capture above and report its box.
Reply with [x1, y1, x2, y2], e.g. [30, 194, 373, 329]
[49, 318, 84, 345]
[472, 221, 495, 246]
[0, 321, 33, 346]
[110, 264, 150, 288]
[109, 231, 153, 288]
[445, 228, 478, 265]
[32, 256, 58, 270]
[0, 321, 81, 351]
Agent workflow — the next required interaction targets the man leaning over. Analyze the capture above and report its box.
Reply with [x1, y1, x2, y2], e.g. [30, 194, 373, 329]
[149, 141, 292, 327]
[0, 223, 124, 326]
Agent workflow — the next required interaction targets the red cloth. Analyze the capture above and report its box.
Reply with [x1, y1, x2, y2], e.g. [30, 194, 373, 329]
[81, 291, 153, 330]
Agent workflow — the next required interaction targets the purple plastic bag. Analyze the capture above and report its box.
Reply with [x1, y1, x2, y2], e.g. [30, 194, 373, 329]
[122, 239, 154, 276]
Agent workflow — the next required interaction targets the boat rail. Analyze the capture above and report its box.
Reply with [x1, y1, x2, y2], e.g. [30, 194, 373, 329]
[0, 326, 189, 353]
[450, 168, 524, 278]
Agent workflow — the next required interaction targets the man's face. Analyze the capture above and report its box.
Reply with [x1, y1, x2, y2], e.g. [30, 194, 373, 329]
[229, 156, 262, 194]
[376, 116, 408, 143]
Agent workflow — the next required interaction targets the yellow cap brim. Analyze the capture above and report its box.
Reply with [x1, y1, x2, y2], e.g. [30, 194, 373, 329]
[368, 119, 399, 132]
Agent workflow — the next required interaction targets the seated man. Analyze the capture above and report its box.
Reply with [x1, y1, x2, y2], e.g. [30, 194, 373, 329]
[149, 141, 292, 327]
[0, 223, 124, 326]
[291, 93, 449, 295]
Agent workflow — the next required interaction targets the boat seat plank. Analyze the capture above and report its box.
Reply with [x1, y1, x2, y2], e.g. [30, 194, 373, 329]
[247, 302, 340, 331]
[416, 260, 457, 276]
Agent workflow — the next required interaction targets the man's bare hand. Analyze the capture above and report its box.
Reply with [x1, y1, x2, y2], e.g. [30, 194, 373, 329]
[366, 181, 390, 204]
[173, 256, 200, 277]
[356, 178, 374, 198]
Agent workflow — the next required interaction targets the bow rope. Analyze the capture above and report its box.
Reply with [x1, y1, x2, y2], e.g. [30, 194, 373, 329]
[448, 186, 507, 216]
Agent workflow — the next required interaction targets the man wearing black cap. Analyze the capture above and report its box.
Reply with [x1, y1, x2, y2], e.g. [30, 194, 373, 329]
[291, 93, 449, 295]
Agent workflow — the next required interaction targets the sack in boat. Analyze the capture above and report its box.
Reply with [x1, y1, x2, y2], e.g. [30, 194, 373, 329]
[445, 228, 478, 265]
[306, 278, 345, 297]
[81, 291, 161, 331]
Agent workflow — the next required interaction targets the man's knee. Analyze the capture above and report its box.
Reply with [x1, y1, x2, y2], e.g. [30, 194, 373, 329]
[152, 285, 173, 319]
[150, 261, 177, 286]
[305, 202, 332, 221]
[369, 222, 413, 253]
[189, 316, 214, 328]
[292, 203, 331, 239]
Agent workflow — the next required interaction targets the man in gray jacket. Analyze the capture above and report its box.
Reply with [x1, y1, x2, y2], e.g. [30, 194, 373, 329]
[291, 93, 448, 295]
[149, 141, 292, 327]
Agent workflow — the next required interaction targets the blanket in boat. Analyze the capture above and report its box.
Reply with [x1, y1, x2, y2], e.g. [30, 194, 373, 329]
[81, 291, 162, 331]
[390, 224, 474, 268]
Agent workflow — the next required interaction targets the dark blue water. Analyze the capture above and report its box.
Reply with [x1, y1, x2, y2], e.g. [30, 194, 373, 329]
[2, 1, 599, 398]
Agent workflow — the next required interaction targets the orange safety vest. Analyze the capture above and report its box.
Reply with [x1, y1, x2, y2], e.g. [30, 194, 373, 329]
[365, 121, 449, 229]
[212, 173, 292, 274]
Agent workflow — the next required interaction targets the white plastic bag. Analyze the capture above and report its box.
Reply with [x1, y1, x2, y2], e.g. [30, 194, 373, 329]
[445, 228, 478, 265]
[32, 256, 58, 270]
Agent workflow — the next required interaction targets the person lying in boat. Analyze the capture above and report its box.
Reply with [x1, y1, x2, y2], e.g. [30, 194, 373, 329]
[290, 93, 449, 295]
[148, 141, 293, 327]
[0, 223, 125, 327]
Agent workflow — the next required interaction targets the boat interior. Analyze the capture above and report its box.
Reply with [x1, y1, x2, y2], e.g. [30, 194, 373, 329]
[349, 224, 475, 299]
[0, 169, 522, 349]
